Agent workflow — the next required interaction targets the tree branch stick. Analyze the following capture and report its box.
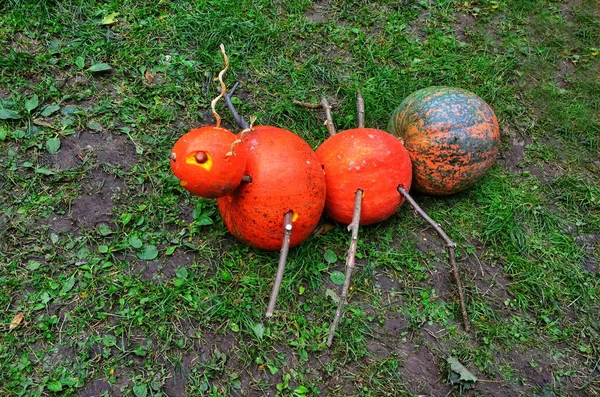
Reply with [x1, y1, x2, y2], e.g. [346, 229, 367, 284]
[222, 82, 249, 130]
[357, 90, 365, 128]
[321, 98, 336, 136]
[293, 98, 337, 136]
[397, 186, 470, 332]
[266, 211, 294, 318]
[327, 189, 363, 346]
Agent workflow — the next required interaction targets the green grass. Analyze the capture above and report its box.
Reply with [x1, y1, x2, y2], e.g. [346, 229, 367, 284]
[1, 0, 599, 396]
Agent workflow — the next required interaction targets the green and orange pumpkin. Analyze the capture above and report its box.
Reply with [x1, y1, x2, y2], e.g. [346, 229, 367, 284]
[389, 86, 500, 195]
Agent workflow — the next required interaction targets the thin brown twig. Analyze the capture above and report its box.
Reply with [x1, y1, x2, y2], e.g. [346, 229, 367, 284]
[210, 44, 229, 128]
[327, 189, 363, 346]
[357, 90, 365, 128]
[397, 186, 470, 332]
[292, 100, 322, 109]
[223, 81, 250, 130]
[266, 211, 294, 318]
[321, 98, 336, 136]
[293, 99, 336, 136]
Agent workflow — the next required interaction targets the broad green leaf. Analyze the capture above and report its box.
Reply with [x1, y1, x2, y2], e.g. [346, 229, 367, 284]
[165, 246, 176, 255]
[251, 322, 265, 340]
[196, 215, 213, 226]
[138, 245, 158, 260]
[325, 288, 340, 303]
[447, 356, 478, 384]
[40, 104, 60, 117]
[87, 120, 102, 131]
[329, 270, 345, 286]
[25, 95, 39, 113]
[132, 384, 148, 397]
[103, 334, 117, 347]
[27, 261, 42, 271]
[61, 275, 75, 294]
[129, 236, 143, 249]
[46, 137, 61, 154]
[75, 56, 85, 69]
[47, 380, 63, 392]
[175, 267, 188, 279]
[35, 167, 55, 175]
[0, 109, 21, 120]
[88, 63, 112, 73]
[0, 127, 6, 140]
[97, 223, 113, 236]
[101, 12, 119, 25]
[324, 249, 337, 264]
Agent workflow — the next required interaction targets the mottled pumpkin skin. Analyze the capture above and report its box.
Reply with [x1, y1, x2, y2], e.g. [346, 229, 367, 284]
[389, 86, 500, 195]
[316, 128, 412, 225]
[170, 126, 248, 198]
[217, 126, 326, 251]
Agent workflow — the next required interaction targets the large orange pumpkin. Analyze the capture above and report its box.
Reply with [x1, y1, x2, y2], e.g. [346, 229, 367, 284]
[315, 128, 412, 225]
[389, 86, 500, 195]
[170, 126, 248, 198]
[217, 125, 326, 250]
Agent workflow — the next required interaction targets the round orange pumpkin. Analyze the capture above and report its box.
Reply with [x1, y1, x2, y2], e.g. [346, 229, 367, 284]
[217, 126, 326, 250]
[170, 126, 248, 198]
[389, 86, 500, 195]
[315, 128, 412, 225]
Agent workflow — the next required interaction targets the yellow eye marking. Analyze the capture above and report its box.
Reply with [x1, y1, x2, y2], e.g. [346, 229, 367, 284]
[186, 151, 213, 171]
[180, 180, 188, 186]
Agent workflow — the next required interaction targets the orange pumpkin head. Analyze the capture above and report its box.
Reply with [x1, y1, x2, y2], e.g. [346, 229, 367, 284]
[389, 86, 500, 195]
[316, 128, 412, 225]
[217, 125, 326, 250]
[170, 126, 248, 198]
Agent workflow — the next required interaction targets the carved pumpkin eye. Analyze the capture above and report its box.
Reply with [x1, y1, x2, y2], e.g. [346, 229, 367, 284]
[195, 151, 208, 164]
[185, 151, 213, 171]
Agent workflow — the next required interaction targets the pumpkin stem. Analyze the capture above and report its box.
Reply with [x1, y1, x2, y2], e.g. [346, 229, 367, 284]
[210, 44, 229, 129]
[266, 211, 294, 318]
[293, 98, 337, 136]
[223, 81, 250, 130]
[225, 115, 256, 158]
[397, 186, 470, 332]
[327, 189, 363, 346]
[357, 90, 365, 128]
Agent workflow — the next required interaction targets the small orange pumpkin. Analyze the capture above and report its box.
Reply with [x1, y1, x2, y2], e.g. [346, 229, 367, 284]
[217, 125, 326, 250]
[170, 126, 248, 198]
[315, 128, 412, 225]
[389, 86, 500, 195]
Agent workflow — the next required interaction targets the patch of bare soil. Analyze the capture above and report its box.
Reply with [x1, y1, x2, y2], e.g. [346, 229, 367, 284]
[452, 12, 476, 43]
[45, 131, 137, 172]
[407, 7, 431, 43]
[70, 168, 125, 229]
[304, 0, 330, 24]
[554, 59, 576, 88]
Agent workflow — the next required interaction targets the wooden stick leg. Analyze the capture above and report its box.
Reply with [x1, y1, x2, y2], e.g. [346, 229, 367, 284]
[327, 190, 363, 346]
[293, 99, 337, 136]
[223, 81, 250, 130]
[397, 186, 470, 331]
[357, 90, 365, 128]
[266, 211, 294, 318]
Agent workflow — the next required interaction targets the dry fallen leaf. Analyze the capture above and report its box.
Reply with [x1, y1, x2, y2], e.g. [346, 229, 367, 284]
[145, 70, 153, 84]
[9, 312, 24, 330]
